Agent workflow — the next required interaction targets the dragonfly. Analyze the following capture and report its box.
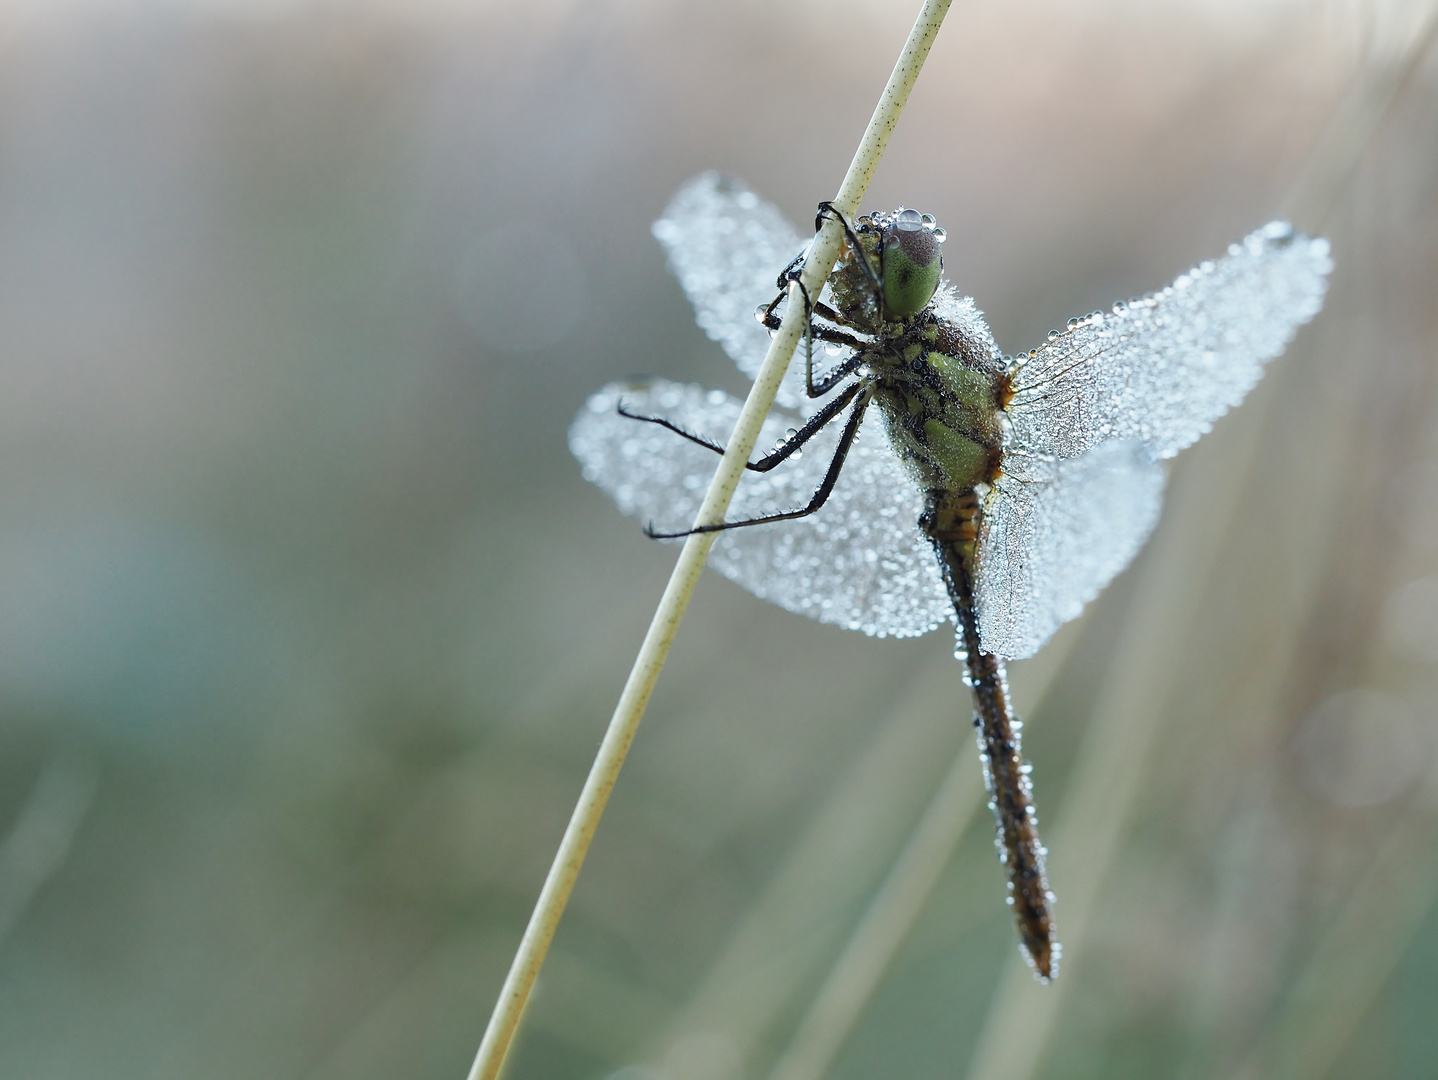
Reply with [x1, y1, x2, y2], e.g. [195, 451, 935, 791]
[569, 172, 1331, 979]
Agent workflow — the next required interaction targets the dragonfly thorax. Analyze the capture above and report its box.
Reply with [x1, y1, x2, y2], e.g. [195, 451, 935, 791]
[866, 313, 1007, 494]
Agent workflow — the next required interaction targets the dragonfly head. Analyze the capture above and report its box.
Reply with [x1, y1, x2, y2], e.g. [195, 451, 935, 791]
[879, 208, 945, 319]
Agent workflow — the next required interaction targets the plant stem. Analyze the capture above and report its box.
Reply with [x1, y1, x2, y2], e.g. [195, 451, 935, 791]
[464, 3, 952, 1078]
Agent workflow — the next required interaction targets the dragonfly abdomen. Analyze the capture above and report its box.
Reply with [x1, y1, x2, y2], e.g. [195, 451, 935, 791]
[922, 489, 1057, 979]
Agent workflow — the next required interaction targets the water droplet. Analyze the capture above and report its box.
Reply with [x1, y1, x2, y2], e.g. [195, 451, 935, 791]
[932, 227, 947, 243]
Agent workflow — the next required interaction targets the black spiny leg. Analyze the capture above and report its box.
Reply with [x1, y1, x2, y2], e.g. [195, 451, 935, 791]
[786, 275, 874, 401]
[618, 378, 865, 473]
[815, 201, 882, 296]
[644, 386, 874, 539]
[790, 202, 883, 396]
[757, 306, 867, 352]
[813, 300, 870, 333]
[762, 233, 873, 400]
[805, 351, 867, 398]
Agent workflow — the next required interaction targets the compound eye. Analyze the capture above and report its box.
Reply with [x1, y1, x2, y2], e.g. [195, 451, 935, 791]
[880, 211, 943, 318]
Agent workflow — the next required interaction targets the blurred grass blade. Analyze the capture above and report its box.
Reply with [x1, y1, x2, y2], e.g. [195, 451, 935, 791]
[1282, 2, 1438, 230]
[0, 756, 99, 948]
[766, 738, 985, 1080]
[1239, 774, 1438, 1080]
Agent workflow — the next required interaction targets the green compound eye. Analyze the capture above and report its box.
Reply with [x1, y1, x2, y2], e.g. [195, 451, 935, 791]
[881, 208, 943, 318]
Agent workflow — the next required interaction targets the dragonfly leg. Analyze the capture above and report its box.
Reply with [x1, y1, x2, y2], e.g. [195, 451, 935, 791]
[616, 401, 726, 456]
[762, 282, 862, 329]
[644, 387, 874, 539]
[774, 248, 806, 290]
[790, 276, 823, 401]
[806, 351, 867, 398]
[757, 305, 867, 352]
[616, 378, 864, 473]
[748, 379, 865, 470]
[768, 218, 877, 401]
[759, 212, 877, 398]
[811, 299, 869, 332]
[815, 201, 882, 296]
[786, 273, 872, 400]
[763, 252, 867, 334]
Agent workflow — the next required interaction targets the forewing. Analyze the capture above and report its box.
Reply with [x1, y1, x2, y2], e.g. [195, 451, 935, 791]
[1006, 223, 1332, 461]
[975, 440, 1165, 659]
[570, 380, 951, 638]
[652, 172, 822, 411]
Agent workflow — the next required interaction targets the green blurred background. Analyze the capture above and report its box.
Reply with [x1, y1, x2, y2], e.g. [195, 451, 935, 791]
[0, 1, 1435, 1078]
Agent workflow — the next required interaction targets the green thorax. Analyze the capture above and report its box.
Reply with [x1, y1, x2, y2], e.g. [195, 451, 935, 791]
[825, 209, 1008, 495]
[866, 316, 1007, 494]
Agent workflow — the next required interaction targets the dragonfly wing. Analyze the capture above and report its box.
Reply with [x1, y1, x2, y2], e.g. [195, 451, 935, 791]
[570, 380, 952, 638]
[1006, 223, 1332, 462]
[652, 172, 825, 412]
[975, 440, 1165, 659]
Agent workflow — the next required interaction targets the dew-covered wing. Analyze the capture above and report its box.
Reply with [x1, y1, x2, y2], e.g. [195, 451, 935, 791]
[651, 173, 819, 411]
[570, 380, 951, 638]
[1005, 223, 1332, 462]
[975, 440, 1165, 659]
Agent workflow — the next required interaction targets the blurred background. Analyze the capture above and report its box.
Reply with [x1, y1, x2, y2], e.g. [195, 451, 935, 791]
[0, 0, 1434, 1078]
